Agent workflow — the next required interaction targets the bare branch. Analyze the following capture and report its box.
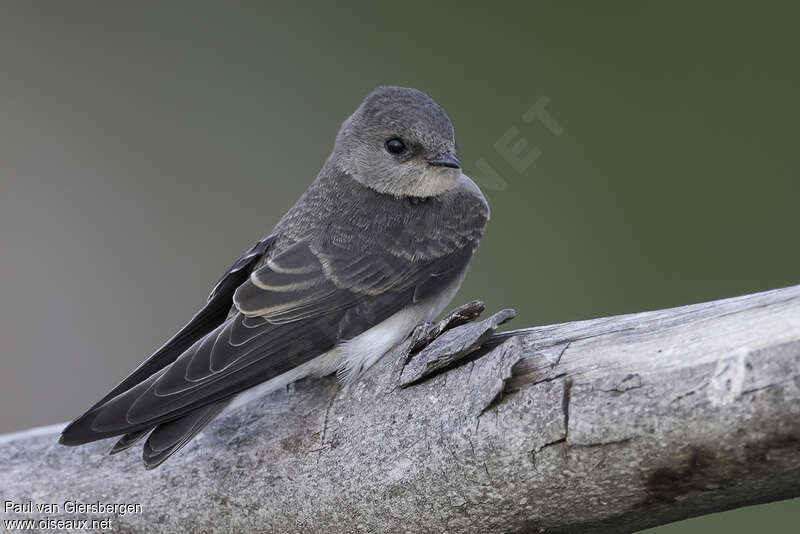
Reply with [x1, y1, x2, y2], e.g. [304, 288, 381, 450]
[2, 285, 800, 533]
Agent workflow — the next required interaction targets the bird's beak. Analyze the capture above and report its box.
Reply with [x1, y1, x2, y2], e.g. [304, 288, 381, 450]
[428, 152, 461, 169]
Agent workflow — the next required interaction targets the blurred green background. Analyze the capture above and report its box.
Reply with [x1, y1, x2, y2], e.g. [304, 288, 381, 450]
[0, 1, 797, 531]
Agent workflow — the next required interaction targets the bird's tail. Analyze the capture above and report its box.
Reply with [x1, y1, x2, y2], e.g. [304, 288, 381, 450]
[109, 429, 150, 454]
[104, 398, 231, 469]
[142, 398, 231, 469]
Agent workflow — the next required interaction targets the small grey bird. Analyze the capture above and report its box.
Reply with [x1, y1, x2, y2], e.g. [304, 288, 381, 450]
[60, 86, 489, 468]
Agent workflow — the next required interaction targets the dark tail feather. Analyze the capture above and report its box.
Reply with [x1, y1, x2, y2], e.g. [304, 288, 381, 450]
[109, 429, 151, 454]
[142, 398, 231, 469]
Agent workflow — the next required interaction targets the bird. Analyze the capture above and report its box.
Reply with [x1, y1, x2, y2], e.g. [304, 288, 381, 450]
[59, 85, 490, 468]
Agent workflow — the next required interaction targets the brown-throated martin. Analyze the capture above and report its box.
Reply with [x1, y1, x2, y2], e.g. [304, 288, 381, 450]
[59, 86, 489, 468]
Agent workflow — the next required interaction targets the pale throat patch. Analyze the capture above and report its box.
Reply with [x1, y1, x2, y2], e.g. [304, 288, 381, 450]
[339, 155, 461, 198]
[404, 166, 461, 197]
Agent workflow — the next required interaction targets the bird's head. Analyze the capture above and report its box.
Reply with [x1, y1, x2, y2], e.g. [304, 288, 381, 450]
[333, 86, 461, 198]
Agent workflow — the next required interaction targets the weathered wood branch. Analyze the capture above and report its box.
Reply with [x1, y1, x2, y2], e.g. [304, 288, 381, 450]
[2, 285, 800, 533]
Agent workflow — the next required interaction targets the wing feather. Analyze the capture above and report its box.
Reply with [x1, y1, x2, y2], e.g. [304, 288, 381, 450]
[60, 179, 488, 446]
[61, 237, 474, 442]
[59, 237, 272, 445]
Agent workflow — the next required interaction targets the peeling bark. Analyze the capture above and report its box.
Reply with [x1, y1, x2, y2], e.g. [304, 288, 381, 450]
[2, 285, 800, 533]
[399, 307, 516, 387]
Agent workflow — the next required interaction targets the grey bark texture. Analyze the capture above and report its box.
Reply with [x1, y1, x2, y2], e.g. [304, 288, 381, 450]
[2, 285, 800, 533]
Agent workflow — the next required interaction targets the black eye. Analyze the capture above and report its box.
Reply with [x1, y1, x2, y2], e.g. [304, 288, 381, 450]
[385, 138, 406, 155]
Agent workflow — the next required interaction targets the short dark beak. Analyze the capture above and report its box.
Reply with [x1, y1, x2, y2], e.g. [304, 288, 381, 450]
[428, 152, 461, 169]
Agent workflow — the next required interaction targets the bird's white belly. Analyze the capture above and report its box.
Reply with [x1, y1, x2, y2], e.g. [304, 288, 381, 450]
[229, 268, 466, 410]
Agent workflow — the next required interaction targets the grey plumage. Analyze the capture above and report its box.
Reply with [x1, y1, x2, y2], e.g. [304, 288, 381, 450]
[59, 86, 489, 468]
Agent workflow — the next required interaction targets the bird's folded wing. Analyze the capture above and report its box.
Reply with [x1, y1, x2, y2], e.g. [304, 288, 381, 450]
[60, 235, 477, 444]
[80, 237, 274, 412]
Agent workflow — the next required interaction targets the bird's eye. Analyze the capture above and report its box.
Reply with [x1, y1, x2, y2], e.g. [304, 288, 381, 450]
[385, 138, 406, 155]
